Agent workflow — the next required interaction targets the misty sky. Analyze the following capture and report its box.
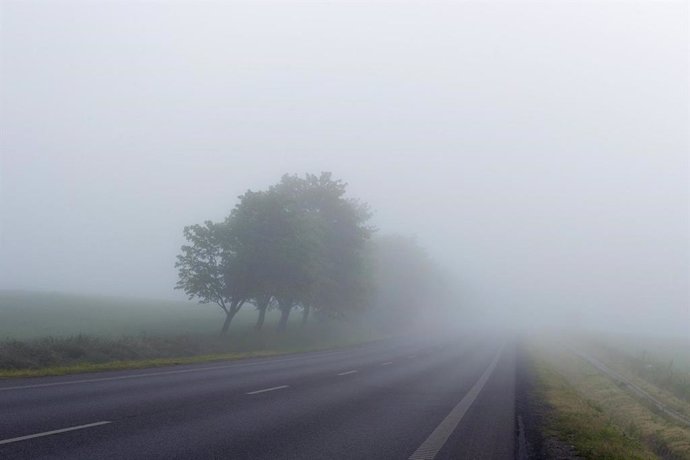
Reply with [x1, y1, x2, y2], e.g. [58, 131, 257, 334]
[1, 1, 688, 335]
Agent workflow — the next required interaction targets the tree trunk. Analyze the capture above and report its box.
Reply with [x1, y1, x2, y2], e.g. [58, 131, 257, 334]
[255, 306, 267, 330]
[254, 296, 271, 331]
[277, 305, 292, 332]
[219, 300, 243, 336]
[301, 305, 311, 327]
[219, 310, 234, 335]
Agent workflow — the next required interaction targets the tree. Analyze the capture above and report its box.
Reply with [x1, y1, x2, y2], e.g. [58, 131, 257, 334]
[174, 221, 247, 335]
[176, 172, 375, 335]
[269, 173, 374, 328]
[252, 294, 274, 331]
[298, 173, 374, 321]
[225, 187, 320, 332]
[369, 235, 450, 330]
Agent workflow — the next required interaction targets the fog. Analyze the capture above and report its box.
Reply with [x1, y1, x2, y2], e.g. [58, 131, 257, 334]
[1, 1, 687, 337]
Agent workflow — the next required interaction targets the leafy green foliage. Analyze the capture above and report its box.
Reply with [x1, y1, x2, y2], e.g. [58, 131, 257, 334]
[175, 222, 229, 310]
[176, 172, 458, 335]
[176, 172, 376, 334]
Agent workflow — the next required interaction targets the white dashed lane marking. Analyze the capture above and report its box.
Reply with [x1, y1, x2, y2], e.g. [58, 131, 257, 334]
[246, 385, 290, 395]
[0, 421, 112, 446]
[337, 370, 358, 376]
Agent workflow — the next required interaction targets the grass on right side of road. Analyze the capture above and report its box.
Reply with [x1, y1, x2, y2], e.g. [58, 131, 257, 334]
[532, 355, 657, 459]
[529, 338, 690, 459]
[579, 334, 690, 408]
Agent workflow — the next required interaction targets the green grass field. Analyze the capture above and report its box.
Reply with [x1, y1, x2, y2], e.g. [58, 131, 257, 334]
[0, 290, 382, 377]
[0, 290, 266, 339]
[530, 354, 657, 459]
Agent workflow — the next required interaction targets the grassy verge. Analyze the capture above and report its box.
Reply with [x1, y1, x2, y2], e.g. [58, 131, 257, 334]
[532, 355, 656, 459]
[529, 339, 690, 459]
[580, 335, 690, 408]
[0, 326, 386, 379]
[0, 290, 389, 379]
[0, 350, 286, 378]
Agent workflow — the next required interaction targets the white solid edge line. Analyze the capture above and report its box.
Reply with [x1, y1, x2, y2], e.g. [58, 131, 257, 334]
[337, 370, 358, 376]
[381, 362, 393, 366]
[408, 344, 505, 460]
[245, 385, 289, 395]
[0, 421, 112, 446]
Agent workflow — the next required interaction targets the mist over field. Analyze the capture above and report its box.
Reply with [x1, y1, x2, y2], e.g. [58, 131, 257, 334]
[1, 1, 688, 338]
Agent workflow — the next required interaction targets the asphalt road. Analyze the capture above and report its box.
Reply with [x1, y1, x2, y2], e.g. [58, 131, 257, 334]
[0, 335, 516, 459]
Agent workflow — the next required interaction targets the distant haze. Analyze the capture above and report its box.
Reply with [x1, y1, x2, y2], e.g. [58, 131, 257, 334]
[1, 1, 687, 336]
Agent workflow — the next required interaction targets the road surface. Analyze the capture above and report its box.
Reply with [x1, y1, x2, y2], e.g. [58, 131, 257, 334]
[0, 336, 516, 459]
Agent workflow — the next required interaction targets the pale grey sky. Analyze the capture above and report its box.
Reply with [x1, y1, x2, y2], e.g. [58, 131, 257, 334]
[1, 1, 687, 335]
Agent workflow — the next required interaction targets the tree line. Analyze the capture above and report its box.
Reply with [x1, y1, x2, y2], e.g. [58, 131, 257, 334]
[175, 173, 453, 335]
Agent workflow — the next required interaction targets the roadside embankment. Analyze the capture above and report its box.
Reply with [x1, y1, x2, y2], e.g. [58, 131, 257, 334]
[518, 337, 690, 459]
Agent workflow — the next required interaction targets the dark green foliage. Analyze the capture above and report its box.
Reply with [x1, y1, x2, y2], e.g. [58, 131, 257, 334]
[176, 172, 375, 334]
[270, 173, 374, 322]
[175, 221, 248, 334]
[176, 172, 458, 336]
[175, 221, 229, 310]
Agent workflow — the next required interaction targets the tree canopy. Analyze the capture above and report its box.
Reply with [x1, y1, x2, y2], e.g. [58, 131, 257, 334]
[175, 173, 376, 334]
[176, 172, 456, 335]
